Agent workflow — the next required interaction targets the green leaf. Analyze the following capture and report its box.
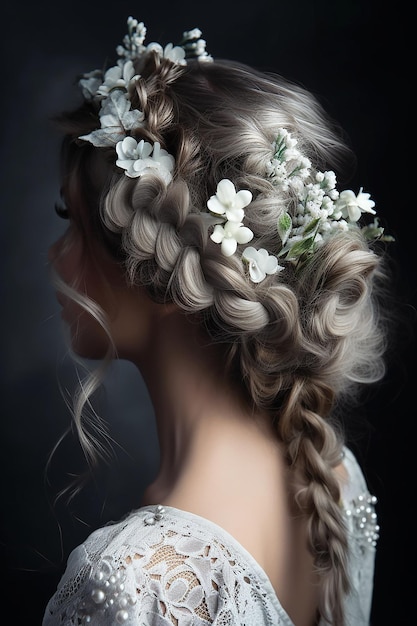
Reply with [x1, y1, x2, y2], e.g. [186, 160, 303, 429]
[287, 236, 316, 259]
[361, 224, 395, 243]
[277, 212, 292, 245]
[277, 245, 291, 258]
[303, 217, 320, 236]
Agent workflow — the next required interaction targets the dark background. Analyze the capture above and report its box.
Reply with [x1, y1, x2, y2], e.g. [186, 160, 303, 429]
[1, 1, 414, 624]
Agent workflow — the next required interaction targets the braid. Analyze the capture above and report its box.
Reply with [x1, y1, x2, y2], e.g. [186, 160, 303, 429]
[279, 377, 348, 625]
[132, 54, 186, 140]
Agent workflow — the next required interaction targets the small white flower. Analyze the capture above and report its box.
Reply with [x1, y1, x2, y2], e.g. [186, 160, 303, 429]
[146, 42, 187, 65]
[183, 28, 202, 39]
[335, 188, 376, 222]
[210, 221, 254, 257]
[97, 60, 139, 97]
[321, 196, 335, 214]
[164, 43, 187, 64]
[207, 179, 253, 223]
[115, 138, 175, 183]
[320, 170, 337, 191]
[116, 137, 152, 168]
[242, 247, 283, 283]
[138, 141, 175, 184]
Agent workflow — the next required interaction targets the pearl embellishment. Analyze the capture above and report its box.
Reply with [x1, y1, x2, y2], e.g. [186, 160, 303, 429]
[144, 504, 166, 526]
[345, 492, 380, 549]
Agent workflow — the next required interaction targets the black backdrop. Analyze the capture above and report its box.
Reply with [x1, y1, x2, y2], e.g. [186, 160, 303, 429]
[1, 1, 414, 624]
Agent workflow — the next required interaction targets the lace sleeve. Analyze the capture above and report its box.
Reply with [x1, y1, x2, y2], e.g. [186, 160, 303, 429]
[42, 508, 285, 626]
[43, 546, 214, 625]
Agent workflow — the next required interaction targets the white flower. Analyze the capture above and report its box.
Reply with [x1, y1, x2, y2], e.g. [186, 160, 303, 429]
[318, 170, 337, 191]
[115, 138, 175, 183]
[335, 188, 376, 222]
[97, 60, 139, 97]
[207, 179, 253, 223]
[163, 43, 187, 64]
[140, 141, 175, 183]
[242, 247, 283, 283]
[183, 28, 202, 39]
[146, 42, 187, 65]
[116, 136, 152, 169]
[210, 221, 254, 257]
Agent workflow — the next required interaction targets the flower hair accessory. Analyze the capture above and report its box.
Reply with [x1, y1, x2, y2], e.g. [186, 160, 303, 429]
[266, 128, 392, 264]
[207, 179, 255, 257]
[207, 130, 393, 283]
[116, 138, 175, 184]
[77, 17, 212, 183]
[76, 17, 392, 285]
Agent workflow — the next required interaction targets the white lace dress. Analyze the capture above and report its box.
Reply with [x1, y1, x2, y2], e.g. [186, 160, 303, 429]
[42, 447, 379, 625]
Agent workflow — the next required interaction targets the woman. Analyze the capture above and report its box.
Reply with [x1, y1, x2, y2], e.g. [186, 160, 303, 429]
[44, 16, 390, 626]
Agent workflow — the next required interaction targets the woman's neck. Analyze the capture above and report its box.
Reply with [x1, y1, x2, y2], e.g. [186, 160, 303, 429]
[132, 309, 283, 509]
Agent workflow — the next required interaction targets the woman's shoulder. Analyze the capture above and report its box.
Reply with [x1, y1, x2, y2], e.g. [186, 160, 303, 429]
[43, 504, 293, 626]
[339, 446, 379, 557]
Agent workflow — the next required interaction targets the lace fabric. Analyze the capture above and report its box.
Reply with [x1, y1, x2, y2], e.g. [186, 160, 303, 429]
[42, 447, 377, 625]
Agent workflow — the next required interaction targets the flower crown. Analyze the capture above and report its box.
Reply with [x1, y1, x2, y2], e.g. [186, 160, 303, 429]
[77, 17, 392, 284]
[78, 17, 212, 182]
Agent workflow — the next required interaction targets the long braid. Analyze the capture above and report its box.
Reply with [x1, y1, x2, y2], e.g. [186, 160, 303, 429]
[279, 378, 348, 626]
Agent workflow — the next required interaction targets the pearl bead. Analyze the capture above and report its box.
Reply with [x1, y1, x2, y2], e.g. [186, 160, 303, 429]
[116, 609, 129, 623]
[91, 589, 106, 604]
[144, 504, 166, 525]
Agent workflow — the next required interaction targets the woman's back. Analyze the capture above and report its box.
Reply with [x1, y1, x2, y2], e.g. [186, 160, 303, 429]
[43, 447, 376, 625]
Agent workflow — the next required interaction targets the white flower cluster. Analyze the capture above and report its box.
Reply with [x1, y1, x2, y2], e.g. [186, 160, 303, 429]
[207, 180, 282, 283]
[207, 130, 391, 284]
[78, 16, 212, 183]
[268, 129, 382, 263]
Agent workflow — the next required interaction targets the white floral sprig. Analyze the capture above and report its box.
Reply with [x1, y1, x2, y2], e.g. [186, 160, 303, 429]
[179, 28, 213, 62]
[266, 128, 390, 263]
[77, 16, 212, 182]
[116, 17, 147, 61]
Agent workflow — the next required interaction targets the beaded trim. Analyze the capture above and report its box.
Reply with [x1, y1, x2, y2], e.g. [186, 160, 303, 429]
[345, 492, 380, 550]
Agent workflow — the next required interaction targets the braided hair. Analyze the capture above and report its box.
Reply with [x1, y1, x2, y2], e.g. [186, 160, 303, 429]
[54, 53, 389, 625]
